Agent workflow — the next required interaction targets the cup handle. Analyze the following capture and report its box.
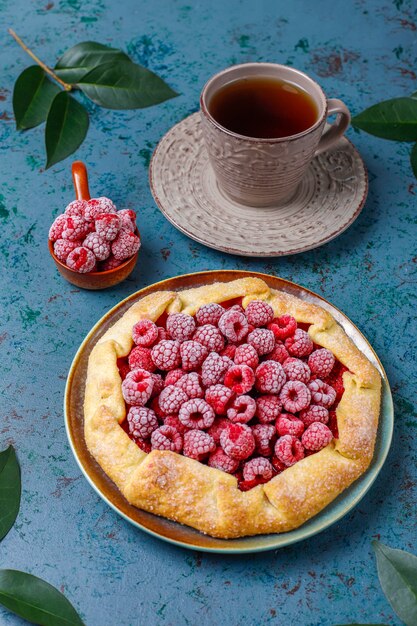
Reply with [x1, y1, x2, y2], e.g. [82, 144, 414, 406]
[72, 161, 91, 201]
[315, 98, 351, 155]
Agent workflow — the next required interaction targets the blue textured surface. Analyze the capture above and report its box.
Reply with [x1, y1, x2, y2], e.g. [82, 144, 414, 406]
[0, 1, 416, 624]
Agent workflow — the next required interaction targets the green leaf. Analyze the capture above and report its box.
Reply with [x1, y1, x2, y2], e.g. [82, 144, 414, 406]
[410, 143, 417, 179]
[0, 570, 85, 625]
[351, 97, 417, 141]
[78, 60, 178, 109]
[45, 91, 89, 169]
[0, 446, 21, 541]
[372, 540, 417, 626]
[13, 66, 60, 130]
[55, 41, 131, 84]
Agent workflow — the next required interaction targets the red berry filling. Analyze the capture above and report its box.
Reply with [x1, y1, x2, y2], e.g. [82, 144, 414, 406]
[119, 300, 347, 490]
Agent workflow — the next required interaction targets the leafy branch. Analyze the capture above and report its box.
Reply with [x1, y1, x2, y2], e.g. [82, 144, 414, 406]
[8, 30, 178, 169]
[0, 445, 85, 624]
[351, 95, 417, 181]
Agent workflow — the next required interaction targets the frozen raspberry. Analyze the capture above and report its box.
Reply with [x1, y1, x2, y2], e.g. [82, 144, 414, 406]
[117, 209, 136, 232]
[95, 213, 121, 241]
[252, 423, 276, 456]
[285, 328, 313, 357]
[271, 455, 287, 473]
[164, 369, 185, 386]
[324, 365, 346, 403]
[180, 340, 208, 371]
[308, 379, 337, 408]
[255, 361, 286, 395]
[175, 372, 204, 399]
[61, 215, 91, 241]
[276, 414, 305, 438]
[66, 247, 96, 273]
[127, 406, 158, 439]
[243, 457, 274, 481]
[301, 422, 333, 451]
[166, 313, 196, 341]
[150, 373, 164, 397]
[256, 395, 282, 423]
[228, 304, 244, 313]
[183, 430, 215, 460]
[163, 414, 188, 434]
[207, 417, 230, 444]
[218, 309, 249, 342]
[268, 315, 297, 340]
[247, 328, 275, 356]
[274, 435, 305, 467]
[151, 425, 183, 452]
[48, 214, 67, 241]
[128, 346, 156, 372]
[179, 398, 215, 429]
[132, 319, 158, 347]
[157, 327, 171, 342]
[220, 344, 237, 360]
[201, 352, 232, 387]
[300, 404, 329, 427]
[234, 344, 259, 369]
[158, 385, 188, 414]
[220, 423, 255, 460]
[245, 300, 274, 327]
[268, 341, 290, 364]
[83, 232, 111, 261]
[280, 381, 311, 413]
[85, 197, 117, 221]
[205, 384, 235, 415]
[53, 239, 78, 262]
[122, 368, 154, 406]
[111, 229, 140, 260]
[224, 364, 255, 395]
[308, 348, 335, 378]
[196, 303, 225, 326]
[100, 255, 123, 270]
[283, 357, 311, 383]
[65, 199, 88, 217]
[208, 447, 239, 473]
[151, 340, 181, 371]
[227, 395, 256, 423]
[193, 324, 224, 352]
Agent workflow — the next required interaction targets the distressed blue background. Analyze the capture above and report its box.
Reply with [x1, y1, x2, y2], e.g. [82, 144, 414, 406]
[0, 0, 416, 624]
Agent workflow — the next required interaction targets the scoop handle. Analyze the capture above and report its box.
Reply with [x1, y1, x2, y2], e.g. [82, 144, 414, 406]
[72, 161, 91, 201]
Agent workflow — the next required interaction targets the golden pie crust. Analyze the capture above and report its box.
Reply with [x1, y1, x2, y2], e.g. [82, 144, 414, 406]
[84, 277, 381, 538]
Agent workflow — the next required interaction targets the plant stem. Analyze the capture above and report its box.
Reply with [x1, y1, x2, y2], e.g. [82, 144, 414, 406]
[8, 28, 72, 91]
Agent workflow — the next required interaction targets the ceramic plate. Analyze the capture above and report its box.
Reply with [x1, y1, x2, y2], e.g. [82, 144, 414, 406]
[149, 114, 368, 257]
[65, 271, 393, 553]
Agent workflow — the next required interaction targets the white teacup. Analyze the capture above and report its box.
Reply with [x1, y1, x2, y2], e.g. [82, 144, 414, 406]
[200, 63, 350, 207]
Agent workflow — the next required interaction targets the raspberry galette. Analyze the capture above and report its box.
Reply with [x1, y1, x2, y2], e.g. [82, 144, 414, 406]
[84, 277, 381, 538]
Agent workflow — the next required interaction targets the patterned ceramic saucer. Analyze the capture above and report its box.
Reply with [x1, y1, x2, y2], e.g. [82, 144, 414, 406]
[149, 113, 368, 257]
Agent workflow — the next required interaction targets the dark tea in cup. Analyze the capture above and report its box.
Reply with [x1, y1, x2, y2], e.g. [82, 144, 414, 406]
[200, 63, 350, 205]
[208, 76, 319, 139]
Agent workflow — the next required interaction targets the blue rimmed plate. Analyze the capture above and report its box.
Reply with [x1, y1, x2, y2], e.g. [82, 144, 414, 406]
[64, 270, 393, 553]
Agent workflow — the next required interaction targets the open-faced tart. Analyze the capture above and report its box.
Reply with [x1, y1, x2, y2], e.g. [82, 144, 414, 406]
[84, 277, 381, 538]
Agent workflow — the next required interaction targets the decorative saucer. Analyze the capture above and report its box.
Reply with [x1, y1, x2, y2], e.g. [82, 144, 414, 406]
[149, 113, 368, 257]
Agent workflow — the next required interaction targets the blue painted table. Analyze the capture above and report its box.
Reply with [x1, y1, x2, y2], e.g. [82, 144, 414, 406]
[1, 1, 416, 624]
